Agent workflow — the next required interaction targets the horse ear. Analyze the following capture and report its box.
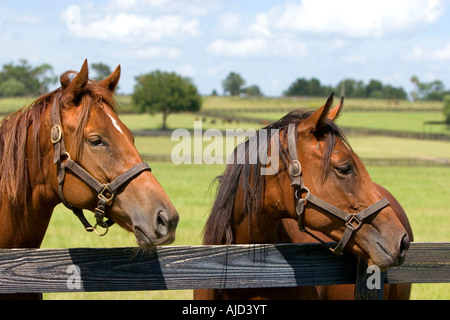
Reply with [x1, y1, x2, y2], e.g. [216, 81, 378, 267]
[99, 65, 121, 93]
[61, 59, 89, 101]
[301, 92, 334, 134]
[327, 96, 344, 121]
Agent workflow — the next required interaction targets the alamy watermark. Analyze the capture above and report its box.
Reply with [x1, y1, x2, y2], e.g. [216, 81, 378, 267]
[366, 265, 382, 290]
[63, 5, 81, 31]
[66, 264, 81, 290]
[171, 121, 279, 175]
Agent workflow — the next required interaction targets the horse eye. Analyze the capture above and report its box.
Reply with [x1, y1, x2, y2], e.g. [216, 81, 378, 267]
[336, 164, 353, 176]
[88, 137, 106, 147]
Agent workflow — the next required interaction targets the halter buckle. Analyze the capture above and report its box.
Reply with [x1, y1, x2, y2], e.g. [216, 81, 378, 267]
[98, 184, 115, 203]
[51, 125, 62, 144]
[289, 160, 302, 177]
[346, 215, 362, 231]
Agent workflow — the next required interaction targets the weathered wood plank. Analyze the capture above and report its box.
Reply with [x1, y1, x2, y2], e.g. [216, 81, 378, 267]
[385, 242, 450, 284]
[0, 244, 355, 293]
[0, 242, 448, 294]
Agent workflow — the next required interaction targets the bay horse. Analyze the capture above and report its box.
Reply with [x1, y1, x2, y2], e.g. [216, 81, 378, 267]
[0, 60, 179, 298]
[194, 93, 412, 300]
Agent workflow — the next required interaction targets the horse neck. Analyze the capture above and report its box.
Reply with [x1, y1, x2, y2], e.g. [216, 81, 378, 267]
[0, 106, 57, 249]
[232, 187, 281, 244]
[0, 195, 55, 248]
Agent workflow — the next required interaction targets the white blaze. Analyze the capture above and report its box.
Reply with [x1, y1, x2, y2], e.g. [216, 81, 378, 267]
[108, 113, 124, 135]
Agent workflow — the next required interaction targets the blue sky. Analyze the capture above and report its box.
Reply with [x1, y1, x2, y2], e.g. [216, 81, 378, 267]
[1, 0, 450, 96]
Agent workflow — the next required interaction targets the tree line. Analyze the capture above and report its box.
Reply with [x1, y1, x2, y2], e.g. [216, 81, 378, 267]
[222, 72, 450, 101]
[284, 78, 408, 100]
[1, 60, 450, 127]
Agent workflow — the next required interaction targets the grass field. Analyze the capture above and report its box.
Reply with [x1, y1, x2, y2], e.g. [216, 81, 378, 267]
[0, 95, 448, 300]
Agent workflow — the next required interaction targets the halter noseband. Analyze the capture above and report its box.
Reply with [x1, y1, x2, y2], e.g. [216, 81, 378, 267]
[287, 123, 390, 255]
[51, 93, 151, 236]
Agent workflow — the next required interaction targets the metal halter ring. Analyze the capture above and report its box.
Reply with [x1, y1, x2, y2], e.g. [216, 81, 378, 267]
[93, 222, 109, 236]
[294, 187, 310, 201]
[294, 187, 310, 217]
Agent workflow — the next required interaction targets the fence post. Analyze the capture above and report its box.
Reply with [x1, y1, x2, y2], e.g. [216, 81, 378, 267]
[354, 257, 385, 300]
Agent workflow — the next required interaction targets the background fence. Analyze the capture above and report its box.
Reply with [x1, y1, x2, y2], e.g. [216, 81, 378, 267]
[0, 242, 448, 299]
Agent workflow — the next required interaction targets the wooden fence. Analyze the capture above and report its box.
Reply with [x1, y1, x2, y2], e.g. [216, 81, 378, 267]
[0, 242, 448, 299]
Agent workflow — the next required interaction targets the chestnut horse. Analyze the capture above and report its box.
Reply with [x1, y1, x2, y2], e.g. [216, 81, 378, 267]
[195, 94, 412, 300]
[0, 60, 179, 298]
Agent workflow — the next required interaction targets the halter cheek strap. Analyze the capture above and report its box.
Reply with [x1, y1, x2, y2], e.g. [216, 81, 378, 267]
[287, 123, 390, 255]
[51, 93, 151, 236]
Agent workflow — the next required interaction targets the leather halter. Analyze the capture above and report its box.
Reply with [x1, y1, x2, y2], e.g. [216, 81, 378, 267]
[51, 93, 151, 236]
[287, 123, 390, 255]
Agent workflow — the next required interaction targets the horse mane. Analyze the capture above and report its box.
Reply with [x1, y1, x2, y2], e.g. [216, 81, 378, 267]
[202, 109, 350, 245]
[0, 70, 118, 212]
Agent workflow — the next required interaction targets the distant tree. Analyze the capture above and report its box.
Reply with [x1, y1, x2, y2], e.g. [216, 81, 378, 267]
[284, 77, 331, 97]
[0, 78, 26, 97]
[284, 78, 309, 96]
[334, 79, 366, 98]
[132, 71, 202, 130]
[91, 62, 112, 81]
[222, 72, 245, 96]
[366, 79, 383, 98]
[425, 80, 446, 101]
[0, 59, 56, 97]
[410, 76, 447, 101]
[335, 78, 406, 100]
[243, 85, 263, 97]
[382, 85, 407, 100]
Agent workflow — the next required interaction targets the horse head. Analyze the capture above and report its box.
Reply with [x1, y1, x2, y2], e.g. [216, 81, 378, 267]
[51, 60, 179, 247]
[272, 93, 410, 270]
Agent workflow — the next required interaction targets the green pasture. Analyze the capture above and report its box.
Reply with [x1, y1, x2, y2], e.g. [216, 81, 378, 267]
[239, 110, 449, 136]
[0, 95, 448, 300]
[115, 95, 443, 112]
[1, 94, 444, 113]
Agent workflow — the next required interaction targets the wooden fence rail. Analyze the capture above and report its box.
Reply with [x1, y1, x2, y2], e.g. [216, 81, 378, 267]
[0, 242, 448, 298]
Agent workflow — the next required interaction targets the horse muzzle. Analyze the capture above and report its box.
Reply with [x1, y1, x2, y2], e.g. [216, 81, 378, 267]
[133, 208, 179, 248]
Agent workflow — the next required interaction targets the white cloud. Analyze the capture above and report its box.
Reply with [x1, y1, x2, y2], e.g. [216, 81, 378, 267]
[251, 0, 445, 39]
[68, 13, 200, 43]
[407, 43, 450, 62]
[206, 38, 307, 57]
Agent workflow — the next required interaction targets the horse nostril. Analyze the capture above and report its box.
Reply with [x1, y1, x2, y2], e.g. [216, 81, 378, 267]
[154, 210, 169, 238]
[157, 214, 166, 227]
[400, 234, 410, 257]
